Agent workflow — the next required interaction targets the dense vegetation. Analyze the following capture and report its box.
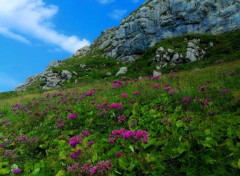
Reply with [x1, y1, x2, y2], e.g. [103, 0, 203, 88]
[0, 58, 240, 175]
[0, 30, 240, 175]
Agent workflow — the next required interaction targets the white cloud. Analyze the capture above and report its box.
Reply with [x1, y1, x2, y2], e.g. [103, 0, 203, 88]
[109, 9, 127, 20]
[96, 0, 115, 4]
[0, 0, 90, 53]
[0, 27, 30, 44]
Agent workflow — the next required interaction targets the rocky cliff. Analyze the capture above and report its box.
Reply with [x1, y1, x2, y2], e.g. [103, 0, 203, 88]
[75, 0, 240, 62]
[16, 0, 240, 91]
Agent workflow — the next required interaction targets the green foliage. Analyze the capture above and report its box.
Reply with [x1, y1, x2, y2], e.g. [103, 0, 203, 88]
[0, 59, 240, 175]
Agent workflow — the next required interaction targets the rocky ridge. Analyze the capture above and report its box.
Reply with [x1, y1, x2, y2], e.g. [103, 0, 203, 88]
[15, 61, 72, 91]
[74, 0, 240, 62]
[15, 0, 240, 91]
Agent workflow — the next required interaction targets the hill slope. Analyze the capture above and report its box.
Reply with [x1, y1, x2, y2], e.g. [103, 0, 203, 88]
[0, 59, 240, 175]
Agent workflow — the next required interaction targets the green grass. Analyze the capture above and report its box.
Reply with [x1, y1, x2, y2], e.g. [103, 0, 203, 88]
[0, 60, 240, 175]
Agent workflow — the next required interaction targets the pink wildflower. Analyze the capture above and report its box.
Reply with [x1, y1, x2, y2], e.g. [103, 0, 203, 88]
[121, 94, 128, 98]
[221, 89, 229, 93]
[110, 103, 123, 110]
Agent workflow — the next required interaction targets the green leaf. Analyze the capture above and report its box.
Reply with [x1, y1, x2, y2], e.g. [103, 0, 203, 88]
[0, 168, 10, 175]
[238, 159, 240, 169]
[176, 120, 185, 128]
[29, 168, 40, 176]
[129, 145, 134, 153]
[55, 170, 66, 176]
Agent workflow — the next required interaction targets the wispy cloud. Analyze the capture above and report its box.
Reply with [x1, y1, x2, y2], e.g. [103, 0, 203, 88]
[96, 0, 115, 4]
[0, 0, 90, 53]
[109, 9, 127, 20]
[0, 27, 30, 44]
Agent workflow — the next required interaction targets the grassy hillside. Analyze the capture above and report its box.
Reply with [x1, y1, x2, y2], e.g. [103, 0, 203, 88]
[46, 30, 240, 87]
[0, 58, 240, 175]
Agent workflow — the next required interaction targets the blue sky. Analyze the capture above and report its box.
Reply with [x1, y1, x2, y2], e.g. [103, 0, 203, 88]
[0, 0, 145, 92]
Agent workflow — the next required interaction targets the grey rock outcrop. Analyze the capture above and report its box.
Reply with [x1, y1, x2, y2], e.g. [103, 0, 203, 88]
[116, 67, 128, 76]
[15, 66, 72, 91]
[72, 46, 91, 57]
[153, 38, 213, 68]
[86, 0, 240, 62]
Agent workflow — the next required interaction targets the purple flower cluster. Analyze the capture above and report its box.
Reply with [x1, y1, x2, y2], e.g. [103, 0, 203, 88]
[121, 94, 128, 98]
[182, 97, 192, 104]
[68, 163, 79, 173]
[69, 136, 79, 148]
[152, 75, 160, 80]
[221, 89, 229, 93]
[109, 129, 149, 144]
[112, 80, 124, 89]
[115, 152, 122, 158]
[110, 103, 123, 110]
[153, 83, 161, 88]
[69, 131, 90, 148]
[81, 160, 113, 176]
[70, 149, 81, 160]
[198, 85, 207, 91]
[132, 91, 141, 95]
[68, 113, 79, 120]
[168, 88, 179, 95]
[86, 89, 95, 96]
[12, 168, 21, 174]
[118, 115, 127, 123]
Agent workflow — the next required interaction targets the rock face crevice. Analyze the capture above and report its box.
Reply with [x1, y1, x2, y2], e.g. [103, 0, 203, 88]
[78, 0, 240, 62]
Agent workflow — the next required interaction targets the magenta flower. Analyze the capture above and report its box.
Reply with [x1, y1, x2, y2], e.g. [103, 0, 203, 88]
[82, 131, 90, 137]
[168, 89, 179, 95]
[81, 162, 91, 175]
[198, 86, 206, 91]
[68, 163, 79, 173]
[136, 130, 149, 144]
[182, 97, 192, 104]
[86, 90, 95, 96]
[206, 80, 211, 84]
[169, 75, 174, 79]
[12, 168, 21, 174]
[153, 83, 161, 88]
[20, 136, 26, 141]
[163, 87, 171, 91]
[118, 115, 127, 123]
[123, 130, 136, 139]
[115, 152, 122, 158]
[164, 82, 171, 87]
[46, 92, 50, 98]
[121, 94, 128, 98]
[68, 113, 78, 120]
[132, 91, 141, 95]
[221, 89, 229, 93]
[31, 137, 38, 143]
[112, 80, 124, 89]
[87, 141, 95, 147]
[70, 149, 81, 160]
[110, 103, 123, 110]
[95, 160, 113, 175]
[90, 166, 97, 176]
[152, 75, 160, 80]
[69, 136, 79, 148]
[129, 99, 135, 104]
